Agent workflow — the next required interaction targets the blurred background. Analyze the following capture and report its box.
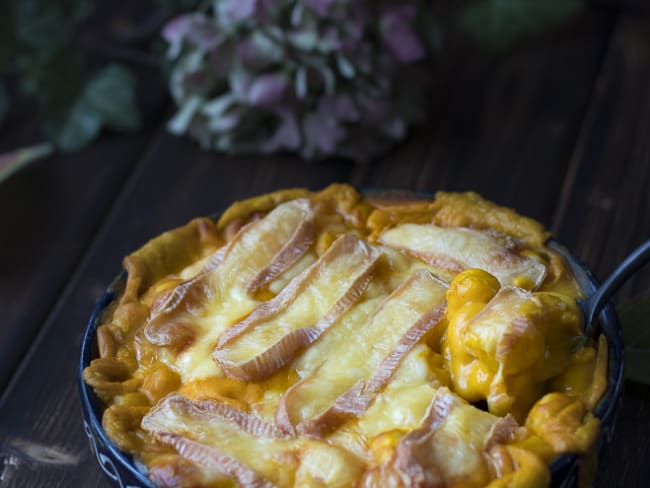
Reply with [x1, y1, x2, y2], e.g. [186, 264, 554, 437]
[0, 1, 649, 486]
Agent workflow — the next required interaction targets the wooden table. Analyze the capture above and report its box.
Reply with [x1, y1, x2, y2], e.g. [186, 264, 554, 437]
[1, 3, 649, 487]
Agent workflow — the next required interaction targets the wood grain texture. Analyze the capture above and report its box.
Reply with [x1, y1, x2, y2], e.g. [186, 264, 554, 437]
[593, 0, 650, 13]
[352, 13, 614, 226]
[551, 15, 650, 487]
[552, 16, 650, 299]
[0, 5, 168, 390]
[0, 7, 638, 488]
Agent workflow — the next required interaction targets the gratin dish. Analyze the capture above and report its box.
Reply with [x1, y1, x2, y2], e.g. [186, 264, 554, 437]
[78, 190, 624, 488]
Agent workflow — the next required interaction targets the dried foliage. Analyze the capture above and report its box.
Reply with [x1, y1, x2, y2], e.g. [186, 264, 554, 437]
[0, 0, 583, 176]
[162, 0, 582, 161]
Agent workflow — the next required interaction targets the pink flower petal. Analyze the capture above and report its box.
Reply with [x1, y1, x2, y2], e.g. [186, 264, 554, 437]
[219, 0, 257, 23]
[248, 73, 288, 107]
[303, 111, 344, 154]
[263, 111, 301, 152]
[381, 6, 426, 63]
[162, 15, 192, 44]
[305, 0, 336, 17]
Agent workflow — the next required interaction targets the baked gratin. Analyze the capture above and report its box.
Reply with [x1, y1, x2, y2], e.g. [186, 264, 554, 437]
[83, 184, 608, 488]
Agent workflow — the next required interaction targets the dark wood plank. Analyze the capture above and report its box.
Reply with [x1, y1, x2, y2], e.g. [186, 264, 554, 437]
[0, 8, 616, 488]
[553, 15, 650, 300]
[352, 11, 614, 227]
[0, 6, 168, 389]
[551, 15, 650, 488]
[593, 0, 650, 14]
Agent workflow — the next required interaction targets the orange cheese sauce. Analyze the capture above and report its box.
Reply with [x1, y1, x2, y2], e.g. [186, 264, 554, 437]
[83, 184, 606, 488]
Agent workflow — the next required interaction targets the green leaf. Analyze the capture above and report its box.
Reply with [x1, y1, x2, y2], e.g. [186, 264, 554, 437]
[618, 294, 650, 384]
[8, 0, 140, 152]
[46, 100, 103, 151]
[84, 64, 141, 131]
[460, 0, 583, 52]
[45, 63, 141, 151]
[13, 1, 68, 60]
[13, 0, 92, 55]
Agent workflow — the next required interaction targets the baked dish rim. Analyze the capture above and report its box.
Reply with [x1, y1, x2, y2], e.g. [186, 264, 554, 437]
[77, 192, 625, 488]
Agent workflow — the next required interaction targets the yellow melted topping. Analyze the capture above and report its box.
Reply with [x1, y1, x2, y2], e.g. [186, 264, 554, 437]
[84, 184, 606, 488]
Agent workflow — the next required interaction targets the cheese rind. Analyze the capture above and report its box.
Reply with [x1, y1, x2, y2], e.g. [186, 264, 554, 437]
[85, 186, 598, 488]
[382, 388, 519, 488]
[144, 199, 314, 348]
[142, 394, 365, 488]
[213, 234, 380, 381]
[142, 394, 294, 487]
[380, 224, 546, 289]
[275, 270, 447, 437]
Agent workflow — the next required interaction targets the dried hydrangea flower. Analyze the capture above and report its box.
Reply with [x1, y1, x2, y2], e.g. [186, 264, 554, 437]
[164, 0, 432, 161]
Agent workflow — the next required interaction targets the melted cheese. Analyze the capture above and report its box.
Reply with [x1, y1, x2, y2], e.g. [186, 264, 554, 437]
[330, 344, 445, 458]
[276, 271, 446, 434]
[380, 224, 546, 289]
[153, 200, 315, 381]
[86, 186, 601, 488]
[213, 235, 379, 374]
[142, 395, 364, 488]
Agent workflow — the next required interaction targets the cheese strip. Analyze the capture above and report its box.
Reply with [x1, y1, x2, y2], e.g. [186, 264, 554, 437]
[213, 234, 380, 381]
[381, 387, 519, 488]
[142, 394, 293, 488]
[380, 224, 546, 289]
[463, 287, 545, 374]
[457, 287, 551, 419]
[275, 270, 447, 437]
[142, 394, 365, 488]
[328, 344, 446, 460]
[144, 199, 314, 347]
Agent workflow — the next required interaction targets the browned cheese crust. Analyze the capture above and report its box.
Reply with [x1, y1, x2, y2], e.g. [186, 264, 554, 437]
[83, 184, 607, 488]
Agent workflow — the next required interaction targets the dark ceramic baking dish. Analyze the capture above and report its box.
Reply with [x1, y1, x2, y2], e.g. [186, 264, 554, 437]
[79, 236, 624, 488]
